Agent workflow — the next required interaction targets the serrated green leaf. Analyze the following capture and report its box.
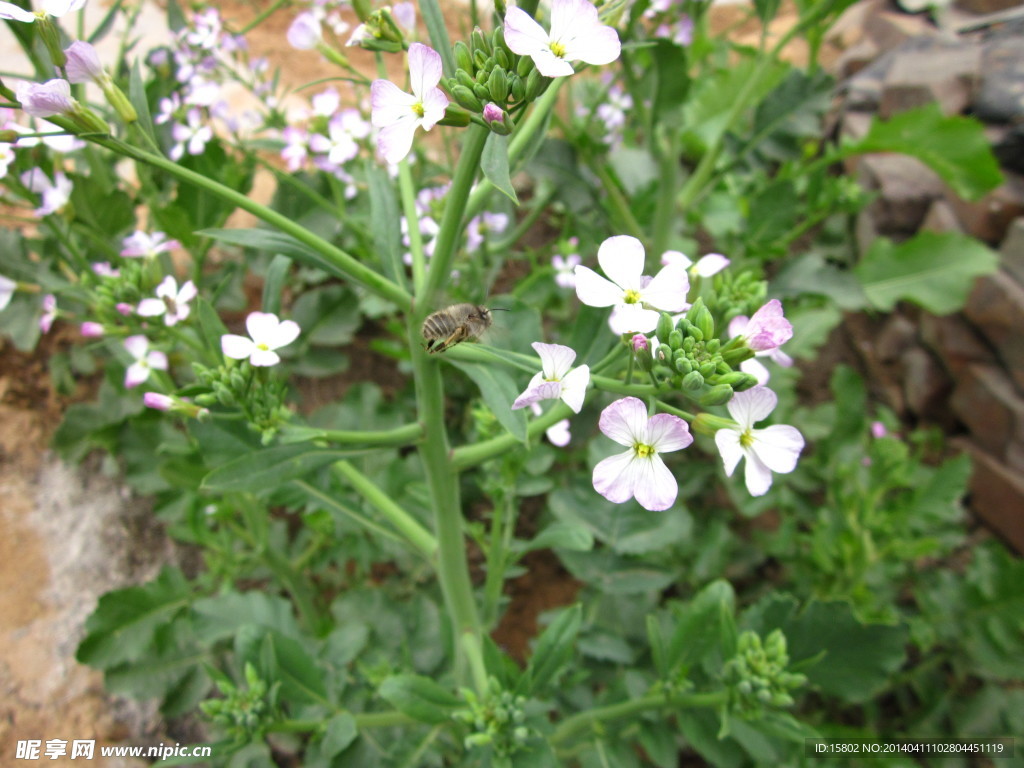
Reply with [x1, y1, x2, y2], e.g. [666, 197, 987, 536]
[192, 591, 301, 643]
[667, 579, 737, 674]
[255, 630, 329, 706]
[844, 103, 1002, 201]
[522, 520, 594, 553]
[201, 444, 368, 493]
[482, 133, 519, 204]
[77, 567, 191, 668]
[855, 231, 998, 314]
[378, 675, 461, 724]
[448, 358, 528, 441]
[367, 163, 403, 284]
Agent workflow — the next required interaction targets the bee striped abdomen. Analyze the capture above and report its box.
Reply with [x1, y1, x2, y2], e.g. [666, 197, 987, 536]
[422, 303, 493, 354]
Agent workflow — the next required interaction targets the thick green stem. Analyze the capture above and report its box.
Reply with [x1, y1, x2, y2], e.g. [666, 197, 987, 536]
[398, 160, 428, 295]
[452, 401, 573, 471]
[550, 690, 728, 746]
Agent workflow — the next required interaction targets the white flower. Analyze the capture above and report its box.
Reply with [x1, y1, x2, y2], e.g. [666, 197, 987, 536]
[530, 403, 571, 446]
[592, 397, 693, 511]
[21, 169, 72, 216]
[16, 79, 76, 118]
[660, 249, 730, 278]
[575, 235, 689, 334]
[0, 274, 16, 311]
[169, 108, 212, 161]
[137, 275, 197, 326]
[123, 335, 168, 388]
[714, 387, 804, 497]
[370, 43, 449, 165]
[0, 0, 86, 22]
[512, 342, 590, 413]
[121, 230, 180, 259]
[504, 0, 621, 78]
[221, 311, 300, 367]
[287, 10, 321, 49]
[553, 252, 580, 288]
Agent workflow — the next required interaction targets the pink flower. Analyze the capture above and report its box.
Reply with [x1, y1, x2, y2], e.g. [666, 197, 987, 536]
[370, 43, 449, 165]
[120, 230, 180, 259]
[124, 335, 168, 388]
[482, 103, 504, 123]
[21, 169, 73, 216]
[553, 252, 580, 289]
[512, 342, 590, 413]
[143, 392, 174, 411]
[714, 387, 804, 497]
[504, 0, 621, 78]
[592, 397, 693, 511]
[221, 311, 300, 367]
[287, 11, 321, 49]
[80, 321, 104, 337]
[741, 299, 792, 353]
[170, 108, 213, 161]
[137, 275, 197, 326]
[575, 235, 689, 334]
[727, 309, 793, 386]
[64, 40, 105, 84]
[39, 294, 57, 333]
[15, 79, 76, 118]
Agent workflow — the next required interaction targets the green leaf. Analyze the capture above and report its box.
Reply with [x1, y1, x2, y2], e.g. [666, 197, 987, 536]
[521, 521, 594, 553]
[651, 40, 689, 122]
[558, 549, 676, 594]
[378, 675, 461, 724]
[128, 59, 157, 147]
[192, 591, 301, 643]
[105, 644, 209, 711]
[744, 594, 908, 703]
[482, 133, 520, 205]
[320, 713, 359, 757]
[525, 603, 582, 695]
[290, 284, 361, 346]
[367, 163, 403, 283]
[855, 231, 998, 314]
[667, 579, 737, 674]
[244, 629, 329, 706]
[195, 296, 230, 357]
[773, 253, 867, 311]
[843, 103, 1003, 201]
[201, 444, 367, 493]
[261, 254, 292, 317]
[77, 567, 191, 668]
[746, 178, 798, 248]
[448, 358, 528, 441]
[198, 227, 348, 280]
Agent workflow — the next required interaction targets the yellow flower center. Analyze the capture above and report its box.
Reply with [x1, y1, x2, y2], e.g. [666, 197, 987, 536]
[635, 442, 655, 459]
[623, 289, 642, 304]
[739, 429, 755, 449]
[257, 343, 270, 352]
[412, 101, 425, 118]
[550, 41, 567, 58]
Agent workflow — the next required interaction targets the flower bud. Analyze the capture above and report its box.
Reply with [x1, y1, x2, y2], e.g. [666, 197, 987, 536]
[682, 371, 704, 391]
[698, 361, 716, 378]
[516, 53, 534, 78]
[486, 67, 508, 103]
[656, 312, 674, 343]
[472, 83, 491, 102]
[687, 297, 715, 341]
[699, 384, 735, 407]
[80, 321, 104, 338]
[143, 392, 174, 411]
[0, 129, 18, 143]
[691, 412, 736, 436]
[668, 329, 683, 350]
[470, 27, 490, 55]
[495, 45, 510, 70]
[451, 84, 483, 112]
[456, 69, 476, 90]
[656, 344, 672, 363]
[525, 68, 543, 101]
[454, 41, 473, 74]
[510, 74, 526, 102]
[438, 105, 472, 127]
[674, 352, 691, 374]
[634, 344, 653, 373]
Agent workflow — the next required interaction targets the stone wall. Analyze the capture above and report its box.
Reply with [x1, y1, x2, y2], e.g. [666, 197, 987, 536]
[830, 0, 1024, 551]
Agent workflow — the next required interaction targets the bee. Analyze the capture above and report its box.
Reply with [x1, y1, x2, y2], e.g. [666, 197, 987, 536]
[421, 303, 506, 354]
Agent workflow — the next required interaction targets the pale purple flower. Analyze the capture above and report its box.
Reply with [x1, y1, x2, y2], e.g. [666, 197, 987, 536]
[575, 235, 689, 334]
[592, 396, 693, 511]
[728, 312, 793, 386]
[370, 43, 449, 165]
[21, 169, 72, 216]
[91, 261, 120, 278]
[170, 108, 213, 161]
[504, 0, 621, 78]
[143, 392, 174, 411]
[661, 250, 730, 278]
[124, 335, 168, 388]
[137, 275, 197, 326]
[281, 126, 309, 171]
[0, 0, 86, 22]
[64, 41, 105, 84]
[631, 334, 649, 352]
[0, 274, 16, 311]
[553, 252, 580, 289]
[39, 294, 57, 333]
[714, 387, 804, 497]
[80, 321, 104, 337]
[310, 108, 371, 167]
[740, 299, 793, 353]
[288, 11, 321, 49]
[116, 302, 134, 316]
[221, 311, 300, 367]
[121, 230, 180, 259]
[531, 403, 571, 446]
[15, 79, 76, 118]
[482, 103, 504, 124]
[0, 142, 14, 179]
[871, 421, 888, 439]
[466, 211, 510, 252]
[512, 342, 590, 414]
[392, 1, 416, 30]
[154, 93, 180, 125]
[310, 88, 340, 117]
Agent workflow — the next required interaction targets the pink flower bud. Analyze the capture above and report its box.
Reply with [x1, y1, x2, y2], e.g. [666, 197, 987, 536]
[631, 334, 649, 352]
[80, 321, 104, 337]
[115, 302, 134, 316]
[64, 41, 105, 84]
[143, 392, 174, 411]
[482, 103, 504, 123]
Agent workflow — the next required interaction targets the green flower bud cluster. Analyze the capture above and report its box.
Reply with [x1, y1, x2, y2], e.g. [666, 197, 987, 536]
[722, 629, 806, 720]
[454, 677, 532, 758]
[649, 300, 758, 407]
[352, 8, 405, 52]
[200, 663, 273, 740]
[708, 270, 768, 326]
[445, 27, 548, 134]
[193, 359, 292, 443]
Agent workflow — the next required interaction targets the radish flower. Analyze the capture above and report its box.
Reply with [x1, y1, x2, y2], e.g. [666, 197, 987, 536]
[221, 311, 300, 367]
[121, 230, 180, 259]
[512, 342, 590, 414]
[0, 0, 86, 22]
[504, 0, 621, 78]
[370, 43, 448, 165]
[592, 397, 693, 511]
[137, 275, 197, 326]
[714, 387, 804, 497]
[0, 274, 15, 311]
[661, 250, 730, 278]
[575, 235, 689, 334]
[740, 299, 792, 352]
[728, 311, 793, 385]
[124, 335, 168, 388]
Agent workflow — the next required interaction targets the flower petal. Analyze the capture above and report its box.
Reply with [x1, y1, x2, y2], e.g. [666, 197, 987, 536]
[0, 2, 37, 22]
[136, 298, 166, 317]
[593, 449, 640, 504]
[574, 265, 623, 308]
[408, 43, 443, 98]
[597, 235, 644, 291]
[641, 263, 689, 313]
[273, 319, 301, 349]
[533, 341, 576, 379]
[559, 364, 590, 413]
[377, 120, 417, 165]
[124, 361, 149, 388]
[646, 412, 693, 453]
[563, 19, 620, 66]
[503, 6, 551, 58]
[246, 311, 279, 345]
[420, 87, 450, 129]
[123, 334, 149, 360]
[530, 49, 576, 78]
[598, 396, 647, 447]
[608, 304, 659, 334]
[743, 449, 774, 496]
[221, 333, 255, 360]
[714, 429, 744, 477]
[751, 424, 804, 474]
[370, 79, 417, 127]
[250, 349, 282, 367]
[632, 454, 677, 511]
[725, 386, 777, 428]
[511, 380, 562, 410]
